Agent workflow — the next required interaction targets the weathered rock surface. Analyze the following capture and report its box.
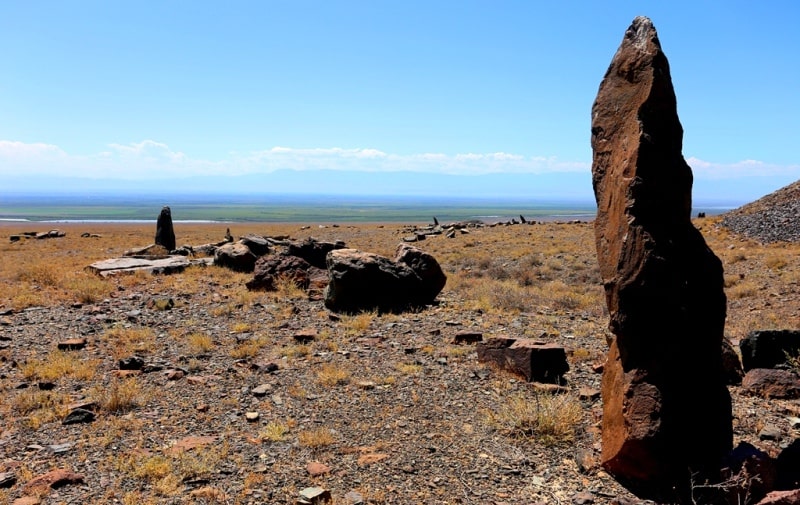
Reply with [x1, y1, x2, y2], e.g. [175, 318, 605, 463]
[590, 16, 731, 497]
[741, 369, 800, 399]
[88, 256, 213, 276]
[288, 238, 346, 269]
[155, 206, 176, 251]
[214, 241, 258, 272]
[324, 247, 444, 313]
[476, 337, 568, 383]
[740, 330, 800, 372]
[246, 254, 316, 291]
[395, 244, 448, 303]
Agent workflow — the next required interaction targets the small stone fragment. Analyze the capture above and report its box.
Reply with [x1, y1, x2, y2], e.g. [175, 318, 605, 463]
[119, 356, 145, 370]
[758, 424, 782, 441]
[252, 384, 272, 397]
[57, 338, 86, 350]
[306, 461, 331, 476]
[245, 412, 260, 422]
[357, 453, 388, 465]
[62, 408, 95, 425]
[0, 471, 16, 488]
[452, 331, 483, 344]
[23, 468, 84, 493]
[344, 491, 365, 504]
[298, 486, 331, 504]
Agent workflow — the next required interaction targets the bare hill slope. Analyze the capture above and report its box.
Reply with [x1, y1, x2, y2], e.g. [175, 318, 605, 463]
[720, 179, 800, 243]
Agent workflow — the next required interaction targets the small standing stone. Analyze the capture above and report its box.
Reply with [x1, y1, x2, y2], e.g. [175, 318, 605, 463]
[155, 206, 176, 252]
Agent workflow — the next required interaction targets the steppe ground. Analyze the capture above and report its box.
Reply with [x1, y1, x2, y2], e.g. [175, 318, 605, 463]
[0, 217, 798, 505]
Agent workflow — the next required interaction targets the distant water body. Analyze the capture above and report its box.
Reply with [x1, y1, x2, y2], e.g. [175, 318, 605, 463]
[0, 193, 740, 224]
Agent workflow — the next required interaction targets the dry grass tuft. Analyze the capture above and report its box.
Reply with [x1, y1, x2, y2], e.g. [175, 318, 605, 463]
[316, 363, 351, 386]
[19, 350, 99, 382]
[298, 427, 336, 448]
[484, 391, 582, 446]
[99, 377, 146, 414]
[101, 327, 158, 359]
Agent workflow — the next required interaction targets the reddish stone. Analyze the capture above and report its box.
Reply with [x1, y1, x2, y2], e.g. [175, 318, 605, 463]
[452, 331, 483, 345]
[742, 369, 800, 399]
[591, 16, 731, 497]
[165, 435, 216, 455]
[57, 338, 86, 350]
[12, 497, 41, 505]
[23, 468, 84, 493]
[306, 461, 331, 476]
[357, 453, 388, 465]
[476, 337, 568, 383]
[756, 490, 800, 505]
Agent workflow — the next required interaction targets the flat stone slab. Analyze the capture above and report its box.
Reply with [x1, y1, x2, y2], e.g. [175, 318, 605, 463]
[87, 256, 213, 277]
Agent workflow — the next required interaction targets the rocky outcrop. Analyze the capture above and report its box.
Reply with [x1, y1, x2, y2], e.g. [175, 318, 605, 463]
[155, 206, 176, 252]
[590, 16, 731, 498]
[324, 246, 446, 313]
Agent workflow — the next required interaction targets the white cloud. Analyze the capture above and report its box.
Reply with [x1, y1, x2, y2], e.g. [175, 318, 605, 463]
[687, 156, 800, 179]
[1, 140, 798, 184]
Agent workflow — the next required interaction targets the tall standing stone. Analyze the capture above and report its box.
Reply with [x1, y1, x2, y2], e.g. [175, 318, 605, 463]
[155, 206, 176, 252]
[590, 16, 731, 498]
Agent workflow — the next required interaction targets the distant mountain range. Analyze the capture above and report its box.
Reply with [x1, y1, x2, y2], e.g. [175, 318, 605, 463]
[1, 168, 792, 208]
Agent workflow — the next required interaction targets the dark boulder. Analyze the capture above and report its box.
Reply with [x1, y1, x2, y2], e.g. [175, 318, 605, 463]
[740, 330, 800, 372]
[324, 248, 440, 313]
[288, 238, 346, 269]
[394, 244, 447, 303]
[246, 254, 314, 291]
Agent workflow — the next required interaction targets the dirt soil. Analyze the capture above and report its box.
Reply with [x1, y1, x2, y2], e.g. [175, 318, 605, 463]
[0, 218, 798, 505]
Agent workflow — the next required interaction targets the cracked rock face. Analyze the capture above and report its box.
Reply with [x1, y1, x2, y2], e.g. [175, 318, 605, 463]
[591, 16, 732, 499]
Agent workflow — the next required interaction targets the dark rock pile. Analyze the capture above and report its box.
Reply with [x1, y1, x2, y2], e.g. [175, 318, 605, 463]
[721, 179, 800, 243]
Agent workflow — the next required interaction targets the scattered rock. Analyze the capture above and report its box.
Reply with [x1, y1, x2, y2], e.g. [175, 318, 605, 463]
[57, 337, 87, 350]
[742, 369, 800, 399]
[252, 384, 273, 397]
[306, 461, 331, 476]
[119, 356, 145, 370]
[476, 337, 568, 383]
[452, 331, 483, 344]
[357, 453, 388, 465]
[165, 435, 217, 455]
[755, 489, 800, 505]
[62, 408, 95, 425]
[297, 486, 331, 504]
[245, 412, 260, 422]
[23, 468, 84, 493]
[0, 471, 17, 488]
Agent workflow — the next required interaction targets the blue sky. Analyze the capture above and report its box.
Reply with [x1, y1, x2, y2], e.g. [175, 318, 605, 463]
[1, 1, 798, 203]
